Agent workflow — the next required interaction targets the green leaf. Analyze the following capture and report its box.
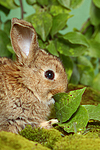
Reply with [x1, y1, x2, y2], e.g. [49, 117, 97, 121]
[59, 55, 73, 81]
[0, 30, 11, 57]
[93, 0, 100, 8]
[58, 105, 89, 133]
[54, 87, 86, 123]
[46, 41, 59, 57]
[57, 0, 70, 8]
[78, 65, 94, 86]
[63, 32, 89, 47]
[84, 104, 100, 121]
[0, 0, 18, 9]
[57, 39, 87, 57]
[26, 12, 52, 41]
[87, 40, 100, 58]
[50, 5, 70, 16]
[92, 73, 100, 91]
[50, 13, 70, 37]
[70, 0, 84, 9]
[90, 2, 100, 26]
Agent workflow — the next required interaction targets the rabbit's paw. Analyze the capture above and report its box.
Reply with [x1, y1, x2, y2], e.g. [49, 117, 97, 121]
[40, 119, 58, 129]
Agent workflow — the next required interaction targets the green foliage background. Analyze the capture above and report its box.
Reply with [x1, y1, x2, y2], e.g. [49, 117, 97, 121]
[1, 0, 99, 90]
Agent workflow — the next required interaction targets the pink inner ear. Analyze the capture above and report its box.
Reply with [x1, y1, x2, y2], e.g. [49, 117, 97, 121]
[17, 26, 34, 56]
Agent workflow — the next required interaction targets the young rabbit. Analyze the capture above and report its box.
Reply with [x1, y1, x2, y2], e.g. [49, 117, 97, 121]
[0, 18, 67, 133]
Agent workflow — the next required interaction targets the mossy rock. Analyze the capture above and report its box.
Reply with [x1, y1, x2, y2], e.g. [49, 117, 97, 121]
[54, 134, 100, 150]
[0, 131, 50, 150]
[20, 126, 62, 149]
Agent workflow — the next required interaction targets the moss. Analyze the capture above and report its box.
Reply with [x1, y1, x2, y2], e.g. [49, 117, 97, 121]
[54, 134, 100, 150]
[0, 131, 50, 150]
[20, 125, 62, 149]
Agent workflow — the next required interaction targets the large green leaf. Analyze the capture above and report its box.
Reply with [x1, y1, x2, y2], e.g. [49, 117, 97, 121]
[58, 106, 89, 133]
[0, 0, 18, 9]
[0, 30, 11, 57]
[26, 12, 52, 41]
[50, 13, 70, 37]
[90, 2, 100, 26]
[84, 104, 100, 121]
[93, 0, 100, 8]
[63, 32, 89, 47]
[57, 39, 87, 57]
[54, 87, 86, 123]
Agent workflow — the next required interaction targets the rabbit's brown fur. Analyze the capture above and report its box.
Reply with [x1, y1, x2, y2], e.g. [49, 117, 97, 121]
[0, 18, 67, 133]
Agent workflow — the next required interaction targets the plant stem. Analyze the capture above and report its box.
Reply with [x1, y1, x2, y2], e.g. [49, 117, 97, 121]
[19, 0, 26, 19]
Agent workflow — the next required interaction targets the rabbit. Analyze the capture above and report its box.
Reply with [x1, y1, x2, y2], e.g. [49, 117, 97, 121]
[0, 18, 67, 133]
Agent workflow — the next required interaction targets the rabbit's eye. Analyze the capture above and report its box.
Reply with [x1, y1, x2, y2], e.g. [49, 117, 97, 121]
[45, 70, 55, 80]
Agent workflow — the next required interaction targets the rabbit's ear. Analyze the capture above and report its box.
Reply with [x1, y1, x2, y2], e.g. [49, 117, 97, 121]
[11, 18, 39, 64]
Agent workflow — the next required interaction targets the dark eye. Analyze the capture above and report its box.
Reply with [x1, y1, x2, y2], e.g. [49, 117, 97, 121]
[45, 70, 55, 80]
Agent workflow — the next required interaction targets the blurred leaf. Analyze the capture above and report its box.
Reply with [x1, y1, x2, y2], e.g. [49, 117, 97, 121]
[50, 13, 70, 37]
[0, 0, 18, 9]
[26, 0, 36, 5]
[50, 5, 70, 16]
[93, 0, 100, 8]
[90, 2, 100, 26]
[38, 39, 47, 49]
[57, 0, 70, 8]
[70, 64, 80, 84]
[0, 18, 2, 29]
[4, 20, 11, 35]
[58, 105, 89, 133]
[7, 43, 14, 54]
[32, 4, 41, 13]
[46, 41, 59, 57]
[77, 56, 93, 68]
[57, 39, 87, 57]
[54, 87, 86, 123]
[37, 0, 49, 5]
[92, 73, 100, 91]
[63, 32, 89, 47]
[84, 104, 100, 121]
[87, 40, 100, 58]
[0, 5, 10, 15]
[92, 25, 100, 43]
[59, 55, 73, 81]
[70, 0, 84, 9]
[7, 44, 16, 60]
[78, 65, 94, 86]
[26, 12, 52, 41]
[0, 30, 11, 57]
